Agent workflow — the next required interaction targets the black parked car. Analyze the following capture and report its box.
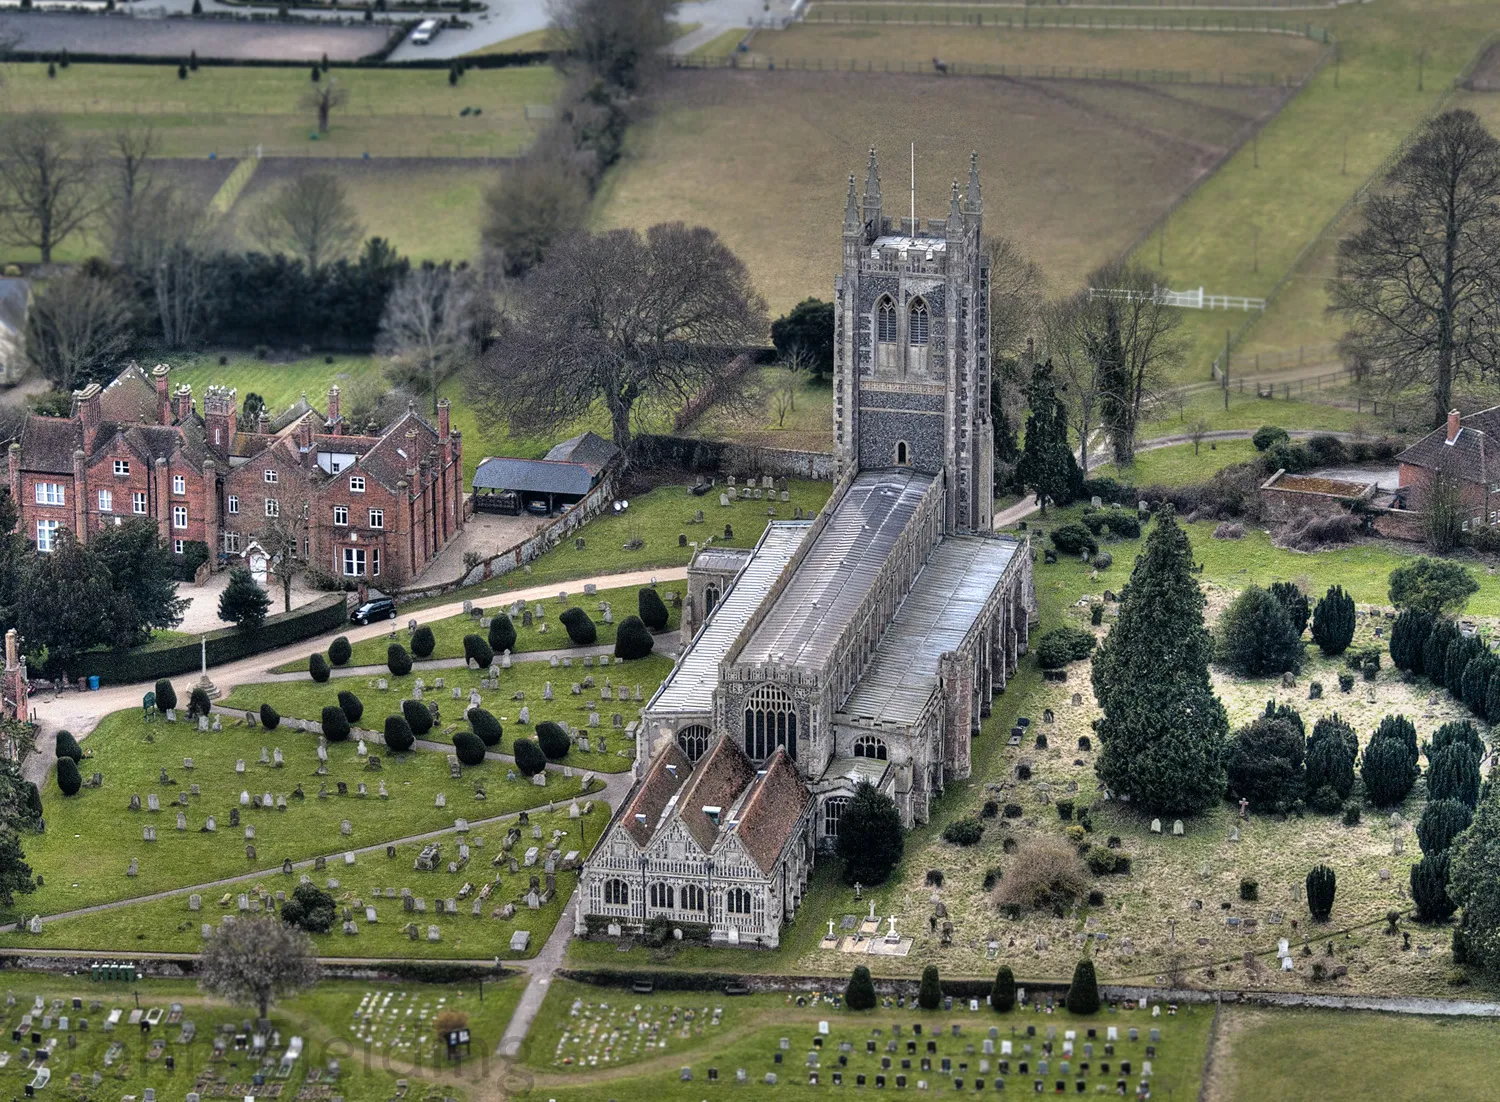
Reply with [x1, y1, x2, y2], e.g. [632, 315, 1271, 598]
[351, 596, 398, 624]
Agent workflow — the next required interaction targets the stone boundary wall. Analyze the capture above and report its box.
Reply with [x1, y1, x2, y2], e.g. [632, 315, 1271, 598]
[633, 433, 836, 482]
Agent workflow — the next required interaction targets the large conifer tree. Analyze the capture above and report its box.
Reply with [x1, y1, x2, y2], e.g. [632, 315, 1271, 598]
[1016, 358, 1081, 513]
[1091, 506, 1227, 815]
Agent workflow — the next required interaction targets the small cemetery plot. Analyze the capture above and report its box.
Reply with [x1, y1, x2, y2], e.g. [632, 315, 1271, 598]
[548, 995, 725, 1069]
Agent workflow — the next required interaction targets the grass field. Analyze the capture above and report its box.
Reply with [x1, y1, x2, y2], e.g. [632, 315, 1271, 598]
[0, 805, 603, 960]
[686, 366, 836, 452]
[1, 708, 596, 920]
[1093, 437, 1262, 486]
[597, 67, 1292, 316]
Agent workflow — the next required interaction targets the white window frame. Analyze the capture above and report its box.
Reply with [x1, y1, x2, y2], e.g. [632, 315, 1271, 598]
[36, 519, 59, 552]
[34, 482, 64, 506]
[342, 546, 366, 577]
[372, 547, 381, 576]
[113, 459, 130, 477]
[368, 508, 384, 530]
[349, 476, 365, 494]
[265, 498, 280, 518]
[333, 505, 349, 527]
[173, 505, 188, 530]
[227, 495, 239, 515]
[97, 490, 113, 513]
[172, 474, 186, 495]
[223, 532, 241, 554]
[264, 469, 278, 484]
[173, 539, 185, 555]
[133, 491, 148, 515]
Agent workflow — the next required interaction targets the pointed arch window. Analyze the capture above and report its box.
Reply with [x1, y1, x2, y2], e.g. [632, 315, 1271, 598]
[853, 735, 888, 761]
[895, 441, 909, 466]
[726, 887, 752, 915]
[649, 882, 675, 910]
[908, 299, 930, 346]
[604, 879, 630, 906]
[677, 725, 712, 763]
[743, 683, 797, 762]
[681, 884, 706, 912]
[876, 297, 898, 343]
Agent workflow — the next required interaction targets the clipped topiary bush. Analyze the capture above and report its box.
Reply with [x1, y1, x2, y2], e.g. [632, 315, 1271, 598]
[337, 690, 363, 723]
[321, 705, 351, 742]
[54, 730, 82, 763]
[1050, 523, 1098, 557]
[1361, 714, 1420, 807]
[1307, 864, 1336, 921]
[1217, 584, 1304, 677]
[918, 965, 942, 1010]
[187, 686, 212, 719]
[513, 737, 547, 777]
[990, 965, 1015, 1012]
[453, 731, 487, 766]
[614, 615, 654, 660]
[328, 635, 352, 667]
[536, 720, 571, 760]
[638, 587, 669, 631]
[488, 613, 516, 654]
[56, 756, 81, 796]
[154, 679, 177, 713]
[387, 643, 412, 677]
[942, 817, 984, 846]
[1269, 581, 1311, 636]
[1252, 424, 1290, 452]
[383, 715, 414, 753]
[1065, 959, 1100, 1014]
[402, 698, 433, 737]
[410, 625, 436, 659]
[1418, 799, 1473, 856]
[463, 634, 494, 670]
[1427, 743, 1481, 809]
[309, 652, 331, 682]
[1311, 585, 1355, 656]
[260, 703, 280, 730]
[560, 607, 597, 645]
[1036, 625, 1097, 669]
[1411, 852, 1457, 923]
[468, 708, 502, 747]
[845, 965, 877, 1011]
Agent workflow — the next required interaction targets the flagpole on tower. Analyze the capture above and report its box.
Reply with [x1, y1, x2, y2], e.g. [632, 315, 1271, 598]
[910, 142, 916, 232]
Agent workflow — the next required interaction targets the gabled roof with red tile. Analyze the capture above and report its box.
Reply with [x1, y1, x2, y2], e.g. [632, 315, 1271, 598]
[1398, 406, 1500, 486]
[732, 748, 811, 874]
[358, 409, 441, 492]
[619, 742, 693, 849]
[99, 363, 160, 426]
[676, 735, 757, 856]
[17, 415, 80, 474]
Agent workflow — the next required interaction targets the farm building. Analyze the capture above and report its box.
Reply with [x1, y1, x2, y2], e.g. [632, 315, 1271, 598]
[472, 432, 618, 515]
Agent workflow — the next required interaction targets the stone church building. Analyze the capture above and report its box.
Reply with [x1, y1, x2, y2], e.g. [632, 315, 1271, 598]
[576, 151, 1036, 949]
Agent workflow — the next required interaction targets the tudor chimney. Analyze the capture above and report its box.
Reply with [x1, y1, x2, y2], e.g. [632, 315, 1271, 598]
[74, 384, 103, 453]
[153, 364, 171, 425]
[1447, 409, 1462, 444]
[327, 385, 342, 435]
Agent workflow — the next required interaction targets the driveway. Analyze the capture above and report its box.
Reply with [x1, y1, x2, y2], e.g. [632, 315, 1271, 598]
[175, 570, 329, 634]
[412, 510, 545, 588]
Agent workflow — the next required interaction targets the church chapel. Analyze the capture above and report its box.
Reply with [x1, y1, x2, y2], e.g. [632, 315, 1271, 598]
[576, 151, 1037, 948]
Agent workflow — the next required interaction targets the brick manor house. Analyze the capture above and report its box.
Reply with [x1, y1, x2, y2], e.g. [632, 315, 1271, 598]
[8, 362, 465, 585]
[576, 151, 1037, 949]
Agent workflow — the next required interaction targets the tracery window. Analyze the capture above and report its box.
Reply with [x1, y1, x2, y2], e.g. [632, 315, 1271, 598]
[726, 887, 752, 915]
[876, 297, 898, 343]
[603, 879, 629, 906]
[744, 684, 797, 761]
[853, 735, 888, 761]
[649, 882, 674, 910]
[677, 725, 712, 763]
[681, 884, 706, 912]
[909, 299, 930, 345]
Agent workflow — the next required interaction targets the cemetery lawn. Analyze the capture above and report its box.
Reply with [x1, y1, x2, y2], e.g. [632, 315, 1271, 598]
[0, 973, 485, 1102]
[1211, 1007, 1500, 1101]
[0, 807, 604, 961]
[1, 710, 596, 920]
[514, 985, 1213, 1100]
[1091, 439, 1262, 489]
[413, 480, 833, 605]
[221, 654, 676, 775]
[273, 583, 681, 673]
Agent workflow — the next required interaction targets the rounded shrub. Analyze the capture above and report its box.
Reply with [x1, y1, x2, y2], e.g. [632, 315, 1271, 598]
[845, 965, 877, 1011]
[154, 679, 177, 713]
[328, 635, 352, 667]
[309, 652, 331, 683]
[383, 715, 414, 753]
[917, 965, 942, 1011]
[337, 690, 363, 724]
[387, 643, 412, 677]
[536, 720, 571, 760]
[402, 698, 433, 737]
[1065, 959, 1100, 1015]
[990, 966, 1015, 1013]
[1311, 585, 1355, 656]
[1306, 864, 1337, 922]
[513, 737, 547, 777]
[321, 705, 351, 743]
[282, 883, 335, 933]
[1050, 523, 1098, 557]
[1361, 714, 1420, 807]
[187, 686, 212, 719]
[614, 615, 654, 660]
[488, 612, 517, 654]
[560, 607, 597, 645]
[638, 587, 669, 631]
[56, 756, 81, 796]
[1035, 626, 1096, 669]
[453, 731, 487, 766]
[1217, 585, 1304, 677]
[1252, 424, 1290, 452]
[54, 730, 81, 763]
[468, 708, 502, 747]
[463, 634, 493, 670]
[260, 703, 280, 730]
[942, 817, 984, 846]
[410, 625, 436, 659]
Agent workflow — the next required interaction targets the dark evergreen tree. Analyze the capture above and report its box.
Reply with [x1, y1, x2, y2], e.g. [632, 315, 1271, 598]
[836, 781, 905, 886]
[1306, 864, 1337, 921]
[336, 690, 363, 724]
[401, 699, 432, 737]
[328, 635, 352, 666]
[990, 966, 1016, 1013]
[1217, 584, 1304, 677]
[410, 625, 435, 659]
[187, 686, 212, 719]
[1225, 713, 1306, 812]
[614, 615, 654, 660]
[1305, 714, 1357, 801]
[1360, 715, 1420, 807]
[1091, 508, 1228, 815]
[56, 756, 81, 796]
[1430, 720, 1485, 761]
[0, 831, 35, 908]
[488, 613, 517, 654]
[513, 737, 547, 777]
[260, 703, 280, 730]
[560, 607, 597, 645]
[638, 587, 669, 631]
[1016, 358, 1081, 512]
[536, 720, 571, 760]
[769, 297, 835, 379]
[321, 705, 350, 743]
[453, 732, 486, 766]
[1487, 671, 1500, 727]
[1065, 959, 1100, 1015]
[463, 634, 493, 670]
[1422, 619, 1459, 685]
[280, 883, 335, 933]
[845, 965, 877, 1011]
[1388, 557, 1479, 615]
[1269, 581, 1311, 636]
[1417, 799, 1473, 856]
[917, 966, 942, 1011]
[217, 567, 270, 629]
[1445, 635, 1485, 699]
[383, 715, 414, 753]
[54, 730, 81, 763]
[1389, 608, 1434, 673]
[1310, 585, 1355, 656]
[1460, 655, 1496, 715]
[309, 652, 330, 683]
[387, 643, 412, 676]
[154, 679, 177, 713]
[1450, 792, 1500, 975]
[468, 708, 502, 747]
[1411, 852, 1457, 922]
[1427, 743, 1481, 809]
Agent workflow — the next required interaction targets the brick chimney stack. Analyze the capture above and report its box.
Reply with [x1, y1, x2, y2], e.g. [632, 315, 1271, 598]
[1447, 409, 1462, 444]
[437, 398, 451, 439]
[258, 410, 271, 435]
[297, 415, 314, 452]
[173, 384, 193, 424]
[153, 364, 171, 425]
[327, 385, 341, 434]
[74, 384, 102, 453]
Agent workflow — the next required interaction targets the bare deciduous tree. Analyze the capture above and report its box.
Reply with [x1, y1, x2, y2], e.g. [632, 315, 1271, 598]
[24, 267, 135, 392]
[105, 125, 159, 268]
[198, 915, 319, 1021]
[1331, 109, 1500, 429]
[377, 262, 484, 414]
[0, 114, 98, 264]
[257, 477, 313, 614]
[1039, 293, 1104, 477]
[1083, 259, 1183, 465]
[248, 173, 362, 275]
[468, 222, 767, 456]
[133, 185, 221, 349]
[480, 153, 590, 278]
[548, 0, 677, 90]
[1190, 418, 1209, 455]
[983, 235, 1044, 467]
[300, 79, 349, 134]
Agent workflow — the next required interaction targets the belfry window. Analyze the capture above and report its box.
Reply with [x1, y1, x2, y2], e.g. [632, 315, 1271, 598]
[744, 684, 797, 762]
[909, 299, 930, 345]
[876, 297, 897, 343]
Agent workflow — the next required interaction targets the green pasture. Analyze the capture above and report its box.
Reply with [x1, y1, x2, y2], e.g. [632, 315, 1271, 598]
[277, 583, 681, 673]
[4, 708, 595, 920]
[1, 806, 602, 961]
[1093, 437, 1262, 487]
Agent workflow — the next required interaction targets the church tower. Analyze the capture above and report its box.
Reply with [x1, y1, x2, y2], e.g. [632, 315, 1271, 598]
[833, 149, 994, 534]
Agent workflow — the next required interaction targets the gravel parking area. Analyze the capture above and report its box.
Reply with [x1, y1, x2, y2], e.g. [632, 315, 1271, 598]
[0, 12, 394, 61]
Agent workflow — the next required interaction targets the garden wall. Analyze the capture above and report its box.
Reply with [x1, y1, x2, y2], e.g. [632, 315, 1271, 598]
[633, 433, 836, 482]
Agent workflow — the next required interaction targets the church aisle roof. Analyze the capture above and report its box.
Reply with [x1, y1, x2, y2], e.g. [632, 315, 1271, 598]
[734, 748, 811, 873]
[650, 522, 812, 714]
[738, 469, 935, 671]
[620, 742, 692, 849]
[838, 534, 1020, 726]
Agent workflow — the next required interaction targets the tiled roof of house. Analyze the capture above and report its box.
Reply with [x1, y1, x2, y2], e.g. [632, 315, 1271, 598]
[1398, 406, 1500, 485]
[359, 411, 440, 492]
[733, 748, 810, 873]
[99, 364, 160, 426]
[675, 735, 757, 856]
[18, 415, 80, 474]
[620, 742, 692, 849]
[270, 396, 323, 435]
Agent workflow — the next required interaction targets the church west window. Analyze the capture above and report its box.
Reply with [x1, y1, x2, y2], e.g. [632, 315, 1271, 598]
[744, 684, 797, 762]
